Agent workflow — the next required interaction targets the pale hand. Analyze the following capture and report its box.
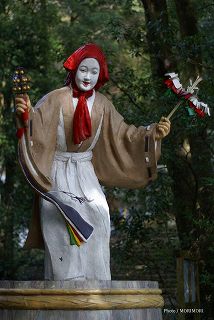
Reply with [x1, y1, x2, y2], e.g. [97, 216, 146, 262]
[155, 117, 171, 141]
[15, 94, 31, 116]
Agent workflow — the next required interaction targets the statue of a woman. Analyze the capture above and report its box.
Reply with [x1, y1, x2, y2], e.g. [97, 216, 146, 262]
[15, 43, 170, 280]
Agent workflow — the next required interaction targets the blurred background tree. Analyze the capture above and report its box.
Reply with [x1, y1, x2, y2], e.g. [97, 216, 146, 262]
[0, 0, 213, 318]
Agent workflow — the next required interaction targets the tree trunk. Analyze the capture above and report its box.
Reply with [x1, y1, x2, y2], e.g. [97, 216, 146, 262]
[174, 0, 202, 75]
[141, 0, 177, 78]
[173, 1, 214, 315]
[174, 0, 214, 251]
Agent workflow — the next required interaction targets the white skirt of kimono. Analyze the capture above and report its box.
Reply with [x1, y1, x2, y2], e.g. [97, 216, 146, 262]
[40, 150, 111, 280]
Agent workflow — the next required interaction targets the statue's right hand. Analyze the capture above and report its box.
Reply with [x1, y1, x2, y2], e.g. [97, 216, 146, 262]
[15, 94, 31, 116]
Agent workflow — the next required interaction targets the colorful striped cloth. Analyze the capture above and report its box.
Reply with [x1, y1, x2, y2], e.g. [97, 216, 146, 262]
[66, 221, 84, 246]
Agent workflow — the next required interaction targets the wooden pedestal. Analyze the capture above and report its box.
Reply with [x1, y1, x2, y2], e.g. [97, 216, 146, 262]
[0, 280, 163, 319]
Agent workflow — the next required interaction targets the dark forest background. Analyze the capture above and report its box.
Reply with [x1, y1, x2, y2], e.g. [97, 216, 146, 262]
[0, 0, 214, 319]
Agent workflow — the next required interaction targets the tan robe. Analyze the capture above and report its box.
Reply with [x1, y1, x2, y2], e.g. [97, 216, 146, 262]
[23, 86, 161, 249]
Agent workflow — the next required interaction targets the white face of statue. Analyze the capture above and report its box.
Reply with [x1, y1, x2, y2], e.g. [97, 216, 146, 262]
[75, 58, 100, 92]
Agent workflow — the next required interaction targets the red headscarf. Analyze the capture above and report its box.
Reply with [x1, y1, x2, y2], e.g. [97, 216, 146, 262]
[64, 44, 109, 144]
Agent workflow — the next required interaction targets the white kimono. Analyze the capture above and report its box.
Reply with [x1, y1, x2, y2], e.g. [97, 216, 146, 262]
[40, 91, 111, 280]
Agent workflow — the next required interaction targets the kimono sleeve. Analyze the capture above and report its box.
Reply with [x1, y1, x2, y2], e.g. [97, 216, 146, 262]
[92, 97, 161, 189]
[21, 90, 62, 249]
[26, 90, 62, 185]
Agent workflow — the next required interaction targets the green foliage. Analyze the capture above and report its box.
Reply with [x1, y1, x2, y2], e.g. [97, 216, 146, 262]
[0, 0, 61, 279]
[0, 0, 214, 316]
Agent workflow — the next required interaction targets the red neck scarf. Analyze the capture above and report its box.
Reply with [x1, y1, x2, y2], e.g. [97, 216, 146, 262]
[63, 43, 109, 145]
[72, 87, 93, 145]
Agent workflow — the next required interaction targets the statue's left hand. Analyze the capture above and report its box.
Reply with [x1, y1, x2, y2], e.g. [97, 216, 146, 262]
[155, 117, 171, 141]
